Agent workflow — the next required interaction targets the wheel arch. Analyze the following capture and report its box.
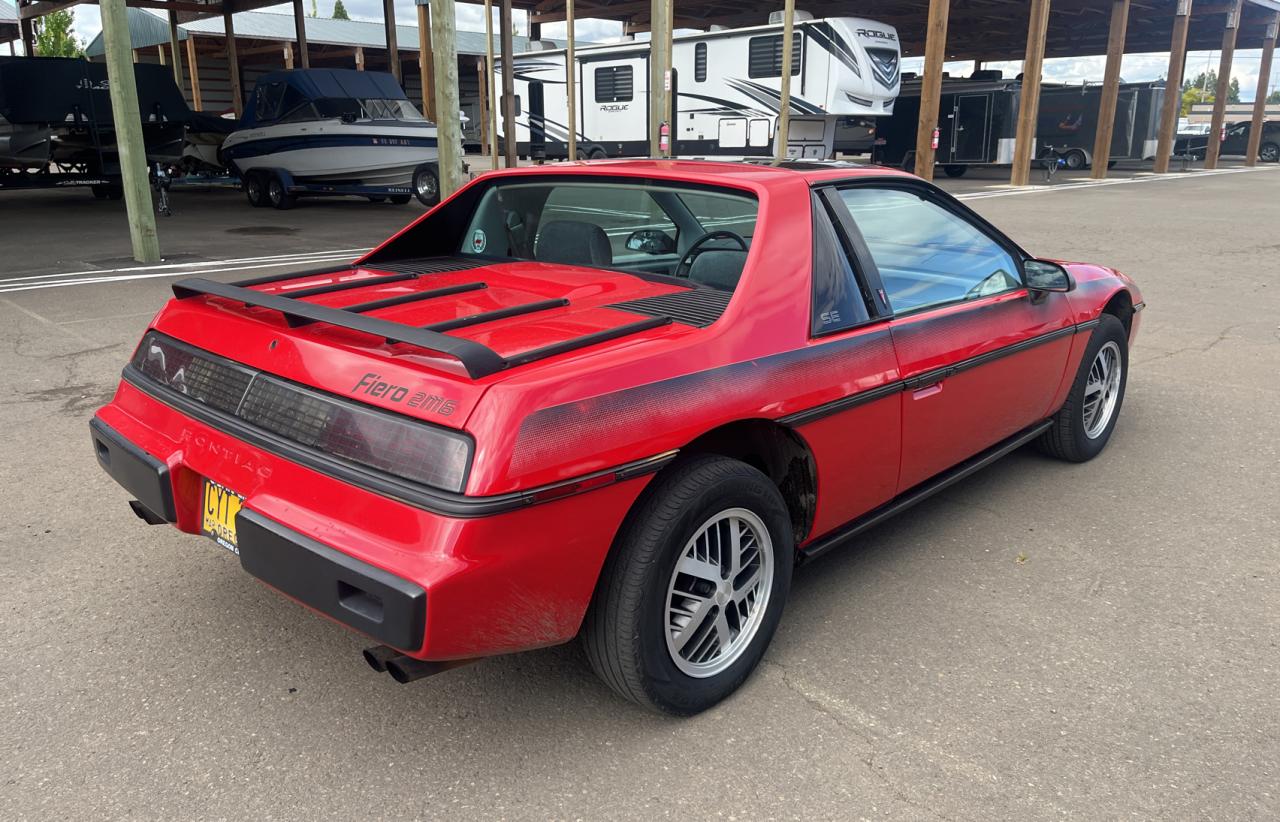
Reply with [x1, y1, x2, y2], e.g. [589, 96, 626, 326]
[669, 418, 818, 547]
[1102, 288, 1135, 335]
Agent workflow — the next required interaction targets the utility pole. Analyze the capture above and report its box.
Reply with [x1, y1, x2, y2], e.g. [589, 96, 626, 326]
[429, 0, 464, 198]
[774, 0, 795, 163]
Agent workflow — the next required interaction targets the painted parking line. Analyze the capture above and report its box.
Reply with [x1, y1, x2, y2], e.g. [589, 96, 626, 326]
[954, 164, 1278, 200]
[2, 247, 371, 286]
[0, 253, 364, 294]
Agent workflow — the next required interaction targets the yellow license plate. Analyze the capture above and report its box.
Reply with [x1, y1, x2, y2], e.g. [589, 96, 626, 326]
[201, 479, 244, 554]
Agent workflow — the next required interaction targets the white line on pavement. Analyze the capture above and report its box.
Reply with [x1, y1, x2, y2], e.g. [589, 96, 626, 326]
[954, 164, 1277, 200]
[3, 247, 371, 285]
[0, 255, 360, 294]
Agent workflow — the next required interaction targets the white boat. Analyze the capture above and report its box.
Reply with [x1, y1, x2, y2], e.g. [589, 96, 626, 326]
[221, 69, 440, 206]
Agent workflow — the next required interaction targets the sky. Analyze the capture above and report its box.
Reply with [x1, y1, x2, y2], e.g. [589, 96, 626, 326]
[30, 1, 1280, 102]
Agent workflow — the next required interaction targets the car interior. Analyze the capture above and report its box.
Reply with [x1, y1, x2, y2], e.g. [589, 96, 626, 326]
[459, 181, 760, 293]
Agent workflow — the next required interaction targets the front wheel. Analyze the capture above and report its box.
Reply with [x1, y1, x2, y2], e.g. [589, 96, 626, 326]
[583, 456, 793, 715]
[1260, 142, 1279, 163]
[1037, 313, 1129, 462]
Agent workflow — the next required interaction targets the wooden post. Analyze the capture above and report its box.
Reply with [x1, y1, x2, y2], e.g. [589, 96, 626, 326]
[167, 10, 184, 94]
[355, 46, 365, 70]
[225, 9, 243, 118]
[913, 0, 951, 181]
[430, 0, 464, 197]
[1204, 0, 1242, 169]
[648, 0, 670, 156]
[186, 36, 203, 110]
[99, 0, 161, 263]
[774, 0, 795, 162]
[663, 0, 673, 152]
[1010, 0, 1052, 186]
[500, 0, 516, 167]
[566, 0, 577, 159]
[157, 45, 167, 66]
[293, 0, 310, 68]
[284, 41, 294, 70]
[418, 2, 435, 120]
[1154, 0, 1194, 174]
[485, 0, 498, 169]
[1090, 0, 1130, 179]
[19, 16, 34, 56]
[384, 0, 401, 83]
[477, 57, 489, 155]
[1245, 15, 1278, 166]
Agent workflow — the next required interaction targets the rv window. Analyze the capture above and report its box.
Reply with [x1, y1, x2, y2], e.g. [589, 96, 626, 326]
[836, 187, 1019, 313]
[748, 34, 801, 79]
[594, 66, 634, 103]
[695, 43, 708, 82]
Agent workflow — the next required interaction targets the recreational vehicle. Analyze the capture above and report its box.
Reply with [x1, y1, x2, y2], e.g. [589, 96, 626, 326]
[497, 12, 901, 160]
[872, 73, 1166, 175]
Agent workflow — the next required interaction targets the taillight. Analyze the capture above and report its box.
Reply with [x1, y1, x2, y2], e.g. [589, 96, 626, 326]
[131, 332, 473, 493]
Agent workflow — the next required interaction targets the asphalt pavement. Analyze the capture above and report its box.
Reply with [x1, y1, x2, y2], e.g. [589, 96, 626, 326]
[1, 160, 1277, 820]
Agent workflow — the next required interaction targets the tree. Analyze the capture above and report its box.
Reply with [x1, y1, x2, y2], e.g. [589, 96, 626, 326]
[34, 9, 84, 58]
[1228, 77, 1241, 104]
[1267, 89, 1280, 105]
[332, 0, 350, 20]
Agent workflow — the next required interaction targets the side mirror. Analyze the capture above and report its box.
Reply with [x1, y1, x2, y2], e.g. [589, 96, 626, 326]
[1024, 259, 1074, 293]
[624, 229, 676, 255]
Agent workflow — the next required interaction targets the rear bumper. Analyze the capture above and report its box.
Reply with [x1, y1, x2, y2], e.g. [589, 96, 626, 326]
[90, 382, 651, 660]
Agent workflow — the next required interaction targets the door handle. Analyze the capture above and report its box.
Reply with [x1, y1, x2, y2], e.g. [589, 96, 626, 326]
[912, 383, 943, 400]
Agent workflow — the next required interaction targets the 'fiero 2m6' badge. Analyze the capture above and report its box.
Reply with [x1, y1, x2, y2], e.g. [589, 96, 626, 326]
[352, 373, 457, 416]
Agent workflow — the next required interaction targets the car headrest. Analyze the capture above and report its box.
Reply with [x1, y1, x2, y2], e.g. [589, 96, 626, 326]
[534, 220, 613, 267]
[688, 249, 748, 292]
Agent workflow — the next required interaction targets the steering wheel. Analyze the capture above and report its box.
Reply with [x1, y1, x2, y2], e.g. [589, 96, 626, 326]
[674, 230, 749, 279]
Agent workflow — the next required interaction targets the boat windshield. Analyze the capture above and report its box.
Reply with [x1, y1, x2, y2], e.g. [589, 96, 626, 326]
[314, 98, 427, 121]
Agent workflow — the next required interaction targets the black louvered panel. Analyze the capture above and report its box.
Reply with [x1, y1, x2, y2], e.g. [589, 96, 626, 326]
[611, 289, 732, 328]
[364, 257, 488, 276]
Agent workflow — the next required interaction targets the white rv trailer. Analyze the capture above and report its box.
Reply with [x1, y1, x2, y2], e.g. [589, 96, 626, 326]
[496, 13, 901, 160]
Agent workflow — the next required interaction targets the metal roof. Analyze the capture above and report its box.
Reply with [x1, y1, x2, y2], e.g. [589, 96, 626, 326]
[84, 9, 577, 58]
[1, 0, 19, 44]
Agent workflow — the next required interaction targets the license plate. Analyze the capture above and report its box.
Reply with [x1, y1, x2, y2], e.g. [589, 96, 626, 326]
[201, 479, 244, 554]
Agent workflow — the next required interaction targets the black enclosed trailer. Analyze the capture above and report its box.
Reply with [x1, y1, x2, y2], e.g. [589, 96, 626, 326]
[0, 56, 190, 197]
[871, 72, 1165, 175]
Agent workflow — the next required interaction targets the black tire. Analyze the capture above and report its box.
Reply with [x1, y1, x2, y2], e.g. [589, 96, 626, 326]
[575, 147, 589, 160]
[901, 152, 917, 174]
[266, 175, 295, 210]
[244, 172, 267, 208]
[1064, 150, 1087, 171]
[1037, 313, 1129, 462]
[942, 164, 967, 178]
[388, 194, 412, 204]
[583, 455, 794, 715]
[588, 146, 608, 160]
[1260, 142, 1279, 163]
[413, 164, 440, 206]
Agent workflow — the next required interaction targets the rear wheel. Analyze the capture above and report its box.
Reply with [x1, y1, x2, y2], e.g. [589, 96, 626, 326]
[583, 456, 793, 715]
[589, 146, 607, 160]
[266, 175, 295, 210]
[244, 172, 266, 208]
[1037, 313, 1129, 462]
[942, 164, 967, 178]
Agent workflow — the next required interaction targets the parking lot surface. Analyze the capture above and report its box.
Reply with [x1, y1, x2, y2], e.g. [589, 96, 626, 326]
[1, 162, 1277, 820]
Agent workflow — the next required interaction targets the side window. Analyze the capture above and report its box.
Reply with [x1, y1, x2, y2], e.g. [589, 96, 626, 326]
[837, 188, 1020, 314]
[748, 34, 801, 79]
[254, 82, 285, 121]
[694, 43, 708, 82]
[594, 66, 634, 103]
[675, 190, 758, 241]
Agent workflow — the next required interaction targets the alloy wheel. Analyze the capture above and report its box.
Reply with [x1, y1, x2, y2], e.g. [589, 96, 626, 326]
[1083, 341, 1123, 439]
[664, 508, 774, 678]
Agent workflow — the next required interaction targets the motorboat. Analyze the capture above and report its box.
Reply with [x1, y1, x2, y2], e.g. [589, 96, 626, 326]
[220, 69, 440, 205]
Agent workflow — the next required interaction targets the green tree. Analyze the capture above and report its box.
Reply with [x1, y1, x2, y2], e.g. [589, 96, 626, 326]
[34, 9, 83, 58]
[1228, 77, 1241, 104]
[311, 0, 318, 17]
[1182, 85, 1212, 115]
[332, 0, 350, 20]
[1267, 89, 1280, 105]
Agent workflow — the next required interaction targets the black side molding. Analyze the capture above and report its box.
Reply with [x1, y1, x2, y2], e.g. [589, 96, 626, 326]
[799, 419, 1054, 563]
[89, 417, 176, 523]
[236, 509, 427, 651]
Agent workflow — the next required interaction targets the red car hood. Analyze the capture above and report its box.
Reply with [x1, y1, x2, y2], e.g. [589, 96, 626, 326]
[148, 259, 692, 429]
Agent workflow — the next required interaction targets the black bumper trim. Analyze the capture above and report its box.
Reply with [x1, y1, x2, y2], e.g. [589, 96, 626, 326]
[235, 509, 427, 651]
[90, 417, 176, 523]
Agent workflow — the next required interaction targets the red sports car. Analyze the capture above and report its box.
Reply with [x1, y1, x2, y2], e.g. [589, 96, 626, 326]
[91, 160, 1143, 714]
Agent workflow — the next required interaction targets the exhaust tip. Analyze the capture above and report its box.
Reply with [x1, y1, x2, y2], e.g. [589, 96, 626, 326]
[384, 655, 475, 684]
[362, 645, 400, 673]
[128, 499, 167, 525]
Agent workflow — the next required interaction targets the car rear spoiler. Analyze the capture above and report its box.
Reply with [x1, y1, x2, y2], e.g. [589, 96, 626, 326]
[170, 268, 670, 380]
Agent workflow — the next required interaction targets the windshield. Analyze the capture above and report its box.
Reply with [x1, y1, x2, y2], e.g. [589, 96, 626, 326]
[314, 98, 426, 121]
[457, 180, 759, 291]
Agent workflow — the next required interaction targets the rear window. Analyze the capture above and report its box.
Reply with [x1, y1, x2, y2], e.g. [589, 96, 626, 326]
[458, 180, 759, 293]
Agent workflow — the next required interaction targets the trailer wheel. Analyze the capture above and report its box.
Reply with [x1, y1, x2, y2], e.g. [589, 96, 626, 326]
[413, 165, 440, 206]
[942, 164, 967, 178]
[266, 175, 296, 210]
[388, 194, 412, 204]
[589, 146, 607, 160]
[244, 173, 267, 208]
[575, 147, 589, 160]
[1064, 149, 1087, 171]
[91, 185, 110, 200]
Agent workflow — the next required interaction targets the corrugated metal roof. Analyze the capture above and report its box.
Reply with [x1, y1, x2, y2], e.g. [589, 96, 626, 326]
[84, 9, 575, 58]
[84, 9, 187, 57]
[1, 0, 19, 38]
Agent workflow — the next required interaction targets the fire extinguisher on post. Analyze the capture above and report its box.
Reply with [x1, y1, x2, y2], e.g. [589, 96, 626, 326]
[931, 127, 940, 151]
[659, 122, 671, 156]
[1220, 124, 1227, 143]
